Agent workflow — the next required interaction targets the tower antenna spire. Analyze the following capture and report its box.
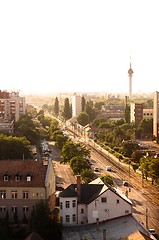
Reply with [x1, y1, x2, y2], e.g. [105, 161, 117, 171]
[128, 55, 134, 100]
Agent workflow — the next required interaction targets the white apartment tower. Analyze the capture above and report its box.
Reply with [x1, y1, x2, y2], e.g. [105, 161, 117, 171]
[153, 91, 159, 139]
[0, 90, 25, 122]
[72, 94, 82, 117]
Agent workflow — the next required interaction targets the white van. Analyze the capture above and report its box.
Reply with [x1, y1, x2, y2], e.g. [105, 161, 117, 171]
[106, 166, 112, 171]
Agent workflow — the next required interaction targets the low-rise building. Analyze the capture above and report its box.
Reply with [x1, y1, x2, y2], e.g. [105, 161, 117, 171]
[0, 159, 56, 223]
[59, 176, 132, 226]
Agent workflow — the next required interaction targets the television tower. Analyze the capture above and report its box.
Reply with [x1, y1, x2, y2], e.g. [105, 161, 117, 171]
[128, 58, 134, 100]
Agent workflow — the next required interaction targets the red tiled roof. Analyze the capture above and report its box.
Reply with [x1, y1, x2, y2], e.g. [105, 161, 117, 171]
[0, 160, 47, 187]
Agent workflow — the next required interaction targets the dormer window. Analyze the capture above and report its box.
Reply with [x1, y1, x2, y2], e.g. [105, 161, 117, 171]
[15, 176, 21, 181]
[26, 175, 32, 182]
[15, 172, 21, 181]
[4, 176, 9, 181]
[3, 173, 10, 181]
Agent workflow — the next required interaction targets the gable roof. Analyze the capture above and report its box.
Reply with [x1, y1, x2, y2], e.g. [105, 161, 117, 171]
[0, 160, 47, 187]
[60, 183, 108, 204]
[90, 177, 132, 205]
[60, 178, 132, 205]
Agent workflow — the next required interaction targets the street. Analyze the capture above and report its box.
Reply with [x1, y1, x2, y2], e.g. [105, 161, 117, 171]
[48, 139, 159, 234]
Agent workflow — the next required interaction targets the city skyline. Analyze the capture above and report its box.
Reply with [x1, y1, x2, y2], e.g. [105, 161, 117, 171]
[0, 1, 159, 95]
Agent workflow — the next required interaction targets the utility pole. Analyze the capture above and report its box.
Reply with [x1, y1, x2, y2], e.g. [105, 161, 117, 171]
[146, 204, 148, 229]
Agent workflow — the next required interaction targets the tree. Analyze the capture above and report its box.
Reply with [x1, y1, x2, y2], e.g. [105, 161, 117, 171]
[77, 112, 90, 126]
[85, 101, 97, 122]
[81, 168, 94, 183]
[140, 119, 153, 139]
[70, 156, 90, 174]
[54, 97, 59, 117]
[121, 141, 139, 158]
[125, 105, 130, 123]
[94, 101, 104, 110]
[0, 134, 32, 160]
[14, 114, 39, 144]
[54, 134, 68, 150]
[140, 157, 150, 180]
[149, 157, 159, 182]
[100, 174, 113, 186]
[62, 98, 72, 120]
[61, 140, 78, 163]
[81, 96, 86, 111]
[131, 150, 145, 163]
[61, 140, 90, 163]
[30, 200, 62, 240]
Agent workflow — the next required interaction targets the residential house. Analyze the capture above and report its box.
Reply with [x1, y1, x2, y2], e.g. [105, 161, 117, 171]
[59, 176, 132, 225]
[0, 159, 55, 223]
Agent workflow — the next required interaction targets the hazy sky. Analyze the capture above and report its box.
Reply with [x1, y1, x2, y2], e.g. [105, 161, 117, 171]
[0, 1, 159, 95]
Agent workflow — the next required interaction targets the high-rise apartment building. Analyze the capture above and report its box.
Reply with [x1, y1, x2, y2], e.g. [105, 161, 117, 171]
[130, 102, 143, 124]
[0, 90, 25, 122]
[153, 91, 159, 139]
[72, 94, 82, 117]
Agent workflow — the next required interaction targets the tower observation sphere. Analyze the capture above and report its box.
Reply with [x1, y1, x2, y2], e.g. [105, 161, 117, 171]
[128, 62, 133, 100]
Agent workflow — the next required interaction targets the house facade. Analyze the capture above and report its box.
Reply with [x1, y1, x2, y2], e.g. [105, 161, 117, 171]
[0, 159, 56, 223]
[59, 177, 132, 225]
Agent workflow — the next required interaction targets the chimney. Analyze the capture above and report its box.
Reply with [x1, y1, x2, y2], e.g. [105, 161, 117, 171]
[76, 175, 81, 202]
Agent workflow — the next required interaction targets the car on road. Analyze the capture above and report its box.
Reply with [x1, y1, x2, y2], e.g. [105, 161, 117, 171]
[106, 166, 112, 171]
[149, 229, 159, 239]
[123, 181, 129, 187]
[94, 167, 100, 172]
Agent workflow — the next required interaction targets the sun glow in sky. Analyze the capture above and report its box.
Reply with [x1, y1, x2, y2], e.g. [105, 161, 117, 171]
[0, 0, 159, 95]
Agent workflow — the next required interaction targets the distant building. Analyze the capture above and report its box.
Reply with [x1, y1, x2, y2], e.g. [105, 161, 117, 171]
[100, 105, 125, 120]
[130, 102, 143, 124]
[143, 108, 153, 120]
[72, 94, 82, 117]
[0, 159, 56, 223]
[0, 90, 25, 122]
[59, 176, 132, 226]
[0, 90, 25, 132]
[153, 91, 159, 138]
[0, 119, 14, 133]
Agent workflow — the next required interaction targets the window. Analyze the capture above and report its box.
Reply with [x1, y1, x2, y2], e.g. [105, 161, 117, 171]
[12, 206, 17, 212]
[81, 208, 84, 214]
[116, 199, 119, 204]
[3, 176, 9, 181]
[0, 190, 6, 199]
[11, 191, 17, 199]
[23, 191, 29, 199]
[66, 215, 70, 223]
[0, 206, 6, 212]
[101, 197, 107, 203]
[60, 217, 63, 224]
[23, 206, 29, 212]
[65, 201, 70, 208]
[40, 193, 44, 198]
[60, 202, 63, 209]
[72, 214, 76, 222]
[15, 175, 21, 181]
[27, 176, 32, 181]
[72, 200, 76, 207]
